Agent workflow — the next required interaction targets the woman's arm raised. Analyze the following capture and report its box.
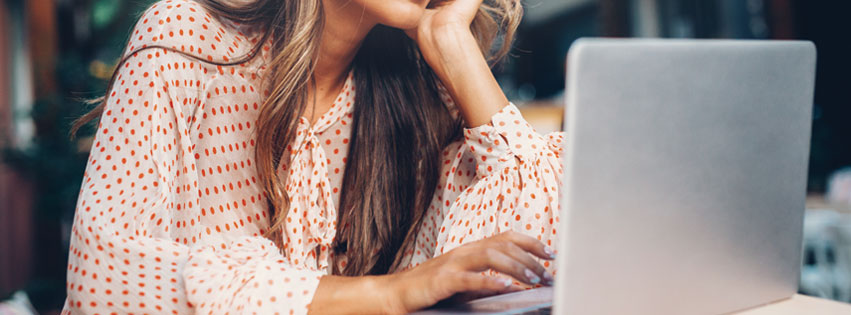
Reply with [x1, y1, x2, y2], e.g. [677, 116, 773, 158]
[401, 0, 564, 285]
[406, 0, 510, 127]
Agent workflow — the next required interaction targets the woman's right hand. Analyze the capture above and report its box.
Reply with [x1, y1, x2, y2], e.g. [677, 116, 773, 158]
[384, 231, 556, 313]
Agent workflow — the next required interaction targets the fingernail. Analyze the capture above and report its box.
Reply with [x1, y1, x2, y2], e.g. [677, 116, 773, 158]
[525, 269, 540, 284]
[542, 272, 554, 286]
[498, 278, 513, 287]
[544, 246, 556, 259]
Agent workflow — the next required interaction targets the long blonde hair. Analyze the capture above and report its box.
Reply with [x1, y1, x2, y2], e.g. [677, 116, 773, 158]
[72, 0, 523, 276]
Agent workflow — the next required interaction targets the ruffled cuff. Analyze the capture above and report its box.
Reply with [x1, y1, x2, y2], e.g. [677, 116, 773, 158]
[464, 103, 551, 178]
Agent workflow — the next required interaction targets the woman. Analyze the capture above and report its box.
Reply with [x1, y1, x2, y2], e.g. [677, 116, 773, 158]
[64, 0, 564, 313]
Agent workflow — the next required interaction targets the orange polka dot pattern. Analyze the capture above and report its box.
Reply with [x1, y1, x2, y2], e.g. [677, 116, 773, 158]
[62, 1, 565, 314]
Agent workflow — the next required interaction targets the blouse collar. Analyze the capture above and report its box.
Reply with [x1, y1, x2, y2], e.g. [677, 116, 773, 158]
[300, 70, 356, 134]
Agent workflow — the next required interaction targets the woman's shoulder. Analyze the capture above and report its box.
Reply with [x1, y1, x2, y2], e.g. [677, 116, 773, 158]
[126, 0, 258, 64]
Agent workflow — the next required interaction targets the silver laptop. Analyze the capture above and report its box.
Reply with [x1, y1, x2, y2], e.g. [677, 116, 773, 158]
[419, 38, 816, 314]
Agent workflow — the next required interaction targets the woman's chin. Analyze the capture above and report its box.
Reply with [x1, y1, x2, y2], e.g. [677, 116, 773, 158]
[344, 0, 428, 30]
[380, 18, 424, 31]
[389, 18, 423, 31]
[374, 5, 425, 30]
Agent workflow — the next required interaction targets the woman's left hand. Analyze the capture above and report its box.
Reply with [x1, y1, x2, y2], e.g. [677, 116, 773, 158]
[405, 0, 482, 73]
[405, 0, 482, 40]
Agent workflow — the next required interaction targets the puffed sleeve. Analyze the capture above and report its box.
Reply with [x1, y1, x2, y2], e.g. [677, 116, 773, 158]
[408, 102, 564, 278]
[62, 3, 323, 314]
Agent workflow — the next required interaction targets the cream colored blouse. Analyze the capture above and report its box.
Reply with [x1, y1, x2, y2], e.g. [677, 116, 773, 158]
[63, 0, 564, 314]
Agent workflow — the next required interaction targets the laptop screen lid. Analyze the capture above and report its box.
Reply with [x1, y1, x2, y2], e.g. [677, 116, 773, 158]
[555, 39, 816, 315]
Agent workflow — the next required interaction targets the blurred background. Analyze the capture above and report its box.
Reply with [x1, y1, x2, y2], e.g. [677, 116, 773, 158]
[1, 0, 850, 313]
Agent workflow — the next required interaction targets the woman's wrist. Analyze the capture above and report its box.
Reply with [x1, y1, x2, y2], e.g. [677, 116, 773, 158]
[310, 274, 406, 314]
[419, 26, 479, 80]
[378, 273, 409, 314]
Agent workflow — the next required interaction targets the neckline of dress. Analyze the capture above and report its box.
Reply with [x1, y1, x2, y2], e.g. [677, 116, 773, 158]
[298, 70, 355, 135]
[246, 31, 355, 135]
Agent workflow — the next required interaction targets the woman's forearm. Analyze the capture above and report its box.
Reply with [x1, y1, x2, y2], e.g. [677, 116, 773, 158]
[422, 27, 510, 127]
[306, 231, 553, 314]
[308, 274, 404, 314]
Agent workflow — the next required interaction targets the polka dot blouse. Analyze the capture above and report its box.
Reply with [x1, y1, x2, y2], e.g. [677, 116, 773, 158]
[63, 0, 565, 314]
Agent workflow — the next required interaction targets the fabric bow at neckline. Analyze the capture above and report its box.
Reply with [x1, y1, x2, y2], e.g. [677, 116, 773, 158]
[279, 71, 355, 271]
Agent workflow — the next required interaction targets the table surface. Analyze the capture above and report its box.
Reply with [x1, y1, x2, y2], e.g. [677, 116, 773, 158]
[417, 288, 851, 314]
[735, 294, 851, 314]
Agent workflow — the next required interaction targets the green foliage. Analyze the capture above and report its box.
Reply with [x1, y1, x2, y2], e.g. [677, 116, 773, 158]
[92, 0, 122, 29]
